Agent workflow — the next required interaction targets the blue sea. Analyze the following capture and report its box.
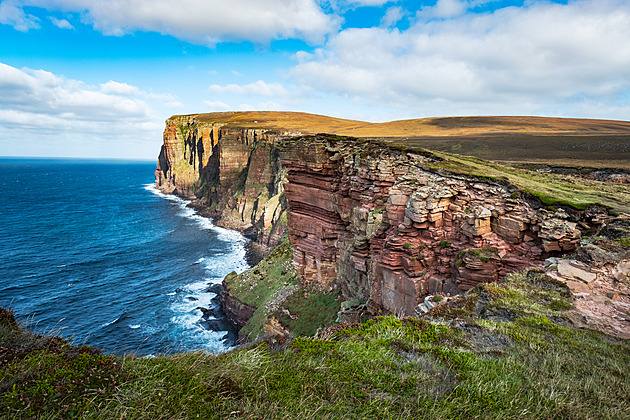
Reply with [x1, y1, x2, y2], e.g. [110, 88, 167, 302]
[0, 158, 248, 356]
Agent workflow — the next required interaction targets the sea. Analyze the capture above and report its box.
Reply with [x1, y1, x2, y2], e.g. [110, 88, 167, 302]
[0, 158, 249, 356]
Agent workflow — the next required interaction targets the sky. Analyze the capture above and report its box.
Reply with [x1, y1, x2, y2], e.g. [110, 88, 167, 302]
[1, 0, 629, 159]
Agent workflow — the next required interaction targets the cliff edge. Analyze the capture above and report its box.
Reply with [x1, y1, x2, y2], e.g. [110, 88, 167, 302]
[155, 112, 630, 340]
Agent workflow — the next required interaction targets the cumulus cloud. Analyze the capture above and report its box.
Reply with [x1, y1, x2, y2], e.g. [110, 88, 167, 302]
[292, 0, 630, 119]
[342, 0, 396, 6]
[1, 0, 339, 45]
[380, 6, 405, 27]
[209, 80, 290, 97]
[418, 0, 468, 19]
[0, 62, 181, 157]
[204, 100, 231, 111]
[0, 63, 151, 121]
[100, 81, 142, 96]
[49, 16, 73, 29]
[0, 0, 39, 31]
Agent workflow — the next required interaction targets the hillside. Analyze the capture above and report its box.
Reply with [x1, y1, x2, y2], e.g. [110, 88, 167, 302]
[2, 266, 630, 418]
[174, 112, 630, 169]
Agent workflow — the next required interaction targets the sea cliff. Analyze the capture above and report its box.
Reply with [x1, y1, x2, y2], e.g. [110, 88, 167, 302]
[155, 112, 630, 340]
[155, 115, 290, 259]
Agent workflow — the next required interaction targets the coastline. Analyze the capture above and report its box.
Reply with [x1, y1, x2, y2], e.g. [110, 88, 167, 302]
[186, 198, 269, 267]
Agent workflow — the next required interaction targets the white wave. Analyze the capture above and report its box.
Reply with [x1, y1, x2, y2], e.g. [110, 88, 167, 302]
[178, 206, 197, 219]
[146, 182, 250, 352]
[144, 184, 191, 206]
[102, 317, 119, 328]
[129, 324, 141, 329]
[170, 313, 230, 353]
[210, 223, 247, 243]
[202, 253, 248, 279]
[166, 292, 176, 296]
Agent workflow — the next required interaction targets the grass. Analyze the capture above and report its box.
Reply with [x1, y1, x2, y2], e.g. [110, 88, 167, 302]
[425, 150, 630, 213]
[464, 248, 500, 263]
[2, 268, 629, 419]
[274, 289, 341, 337]
[170, 112, 630, 171]
[224, 238, 341, 342]
[223, 239, 300, 341]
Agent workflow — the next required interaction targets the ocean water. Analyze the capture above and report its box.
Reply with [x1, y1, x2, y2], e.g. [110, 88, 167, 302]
[0, 158, 248, 356]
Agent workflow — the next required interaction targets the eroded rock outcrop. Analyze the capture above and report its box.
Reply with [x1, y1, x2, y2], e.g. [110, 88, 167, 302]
[155, 115, 289, 252]
[277, 135, 611, 316]
[156, 117, 621, 334]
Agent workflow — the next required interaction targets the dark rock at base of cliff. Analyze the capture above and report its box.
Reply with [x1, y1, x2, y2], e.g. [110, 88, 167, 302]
[197, 318, 232, 332]
[219, 287, 257, 331]
[205, 283, 223, 295]
[244, 241, 268, 266]
[197, 303, 230, 320]
[196, 317, 239, 346]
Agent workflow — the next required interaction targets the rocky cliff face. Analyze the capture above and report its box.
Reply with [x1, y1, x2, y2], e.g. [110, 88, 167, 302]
[156, 117, 615, 326]
[277, 135, 610, 316]
[155, 115, 289, 252]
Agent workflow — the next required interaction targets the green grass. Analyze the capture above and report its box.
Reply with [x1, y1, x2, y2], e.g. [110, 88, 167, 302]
[3, 268, 629, 419]
[224, 239, 300, 341]
[274, 289, 341, 337]
[224, 240, 298, 309]
[426, 150, 630, 213]
[464, 248, 500, 263]
[224, 238, 341, 341]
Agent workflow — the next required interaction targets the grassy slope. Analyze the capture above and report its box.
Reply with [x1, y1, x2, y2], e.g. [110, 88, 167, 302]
[3, 269, 629, 419]
[173, 111, 630, 170]
[175, 112, 630, 137]
[224, 239, 341, 342]
[426, 151, 630, 213]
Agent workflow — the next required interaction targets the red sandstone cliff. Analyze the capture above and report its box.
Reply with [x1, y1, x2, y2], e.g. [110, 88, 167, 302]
[155, 115, 288, 252]
[277, 135, 609, 316]
[156, 116, 615, 327]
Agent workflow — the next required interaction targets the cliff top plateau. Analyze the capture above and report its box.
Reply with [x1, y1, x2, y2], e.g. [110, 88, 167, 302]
[172, 111, 630, 137]
[170, 111, 630, 170]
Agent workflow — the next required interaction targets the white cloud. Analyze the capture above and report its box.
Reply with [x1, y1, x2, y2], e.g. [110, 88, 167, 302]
[418, 0, 467, 19]
[209, 80, 290, 97]
[291, 0, 630, 119]
[100, 81, 183, 108]
[380, 6, 405, 27]
[327, 0, 397, 8]
[49, 16, 73, 29]
[101, 81, 142, 96]
[0, 62, 180, 158]
[0, 64, 150, 120]
[0, 0, 39, 31]
[204, 100, 231, 111]
[344, 0, 396, 5]
[1, 0, 339, 45]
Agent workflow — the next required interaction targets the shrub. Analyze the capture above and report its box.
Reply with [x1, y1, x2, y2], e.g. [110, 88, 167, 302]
[0, 307, 18, 329]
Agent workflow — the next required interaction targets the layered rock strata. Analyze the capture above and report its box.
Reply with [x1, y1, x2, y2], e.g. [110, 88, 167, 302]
[156, 118, 615, 328]
[155, 115, 289, 252]
[277, 135, 609, 316]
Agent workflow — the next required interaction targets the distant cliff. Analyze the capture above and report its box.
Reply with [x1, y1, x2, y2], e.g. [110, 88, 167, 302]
[156, 112, 627, 335]
[155, 115, 291, 256]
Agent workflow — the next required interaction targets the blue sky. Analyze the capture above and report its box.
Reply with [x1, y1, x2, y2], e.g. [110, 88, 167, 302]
[1, 0, 629, 159]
